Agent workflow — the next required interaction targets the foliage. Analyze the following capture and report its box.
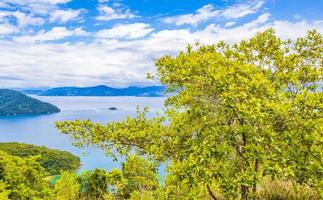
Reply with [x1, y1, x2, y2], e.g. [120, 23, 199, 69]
[0, 151, 53, 200]
[0, 142, 80, 175]
[78, 169, 110, 200]
[256, 178, 321, 200]
[0, 89, 60, 116]
[74, 155, 159, 200]
[106, 168, 126, 194]
[159, 174, 209, 200]
[1, 161, 119, 200]
[0, 182, 9, 200]
[57, 29, 322, 199]
[55, 172, 80, 200]
[120, 155, 159, 198]
[129, 190, 155, 200]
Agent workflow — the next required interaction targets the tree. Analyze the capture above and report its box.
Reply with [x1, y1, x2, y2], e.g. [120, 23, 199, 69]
[78, 169, 110, 200]
[0, 151, 53, 200]
[0, 142, 80, 175]
[158, 174, 208, 200]
[0, 182, 9, 200]
[120, 155, 159, 198]
[106, 168, 126, 196]
[129, 190, 155, 200]
[104, 155, 160, 199]
[57, 29, 322, 199]
[55, 171, 80, 200]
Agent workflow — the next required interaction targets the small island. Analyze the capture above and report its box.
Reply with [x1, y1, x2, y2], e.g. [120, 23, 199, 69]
[108, 106, 118, 111]
[0, 89, 60, 116]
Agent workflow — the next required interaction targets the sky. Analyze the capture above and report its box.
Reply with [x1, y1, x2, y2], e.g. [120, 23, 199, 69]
[0, 0, 322, 88]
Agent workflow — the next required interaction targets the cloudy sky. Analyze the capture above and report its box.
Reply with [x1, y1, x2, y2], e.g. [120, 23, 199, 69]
[0, 0, 322, 88]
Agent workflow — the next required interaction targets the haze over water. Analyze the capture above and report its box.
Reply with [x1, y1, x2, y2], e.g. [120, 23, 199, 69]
[0, 96, 165, 171]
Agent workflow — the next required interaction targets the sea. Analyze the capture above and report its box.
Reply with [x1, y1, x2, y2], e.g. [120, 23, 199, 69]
[0, 96, 166, 172]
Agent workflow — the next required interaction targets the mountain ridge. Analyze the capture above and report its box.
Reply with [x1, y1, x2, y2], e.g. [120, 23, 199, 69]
[38, 85, 166, 97]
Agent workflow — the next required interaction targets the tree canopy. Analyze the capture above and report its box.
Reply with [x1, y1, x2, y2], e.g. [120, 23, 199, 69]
[0, 151, 53, 200]
[0, 142, 80, 175]
[56, 29, 322, 199]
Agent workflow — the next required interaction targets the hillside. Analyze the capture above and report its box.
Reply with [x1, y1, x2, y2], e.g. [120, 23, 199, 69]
[0, 89, 60, 116]
[40, 85, 165, 97]
[0, 142, 80, 175]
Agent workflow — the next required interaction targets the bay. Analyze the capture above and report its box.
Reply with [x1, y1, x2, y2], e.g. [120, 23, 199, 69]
[0, 96, 166, 172]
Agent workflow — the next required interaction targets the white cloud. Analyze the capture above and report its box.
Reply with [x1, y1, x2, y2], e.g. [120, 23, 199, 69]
[13, 11, 45, 27]
[272, 20, 323, 39]
[96, 5, 136, 21]
[15, 27, 88, 43]
[162, 1, 265, 26]
[0, 2, 11, 8]
[0, 11, 322, 88]
[0, 0, 72, 15]
[245, 12, 270, 28]
[162, 4, 220, 26]
[0, 23, 17, 35]
[224, 21, 236, 27]
[96, 23, 153, 39]
[221, 1, 264, 19]
[1, 0, 70, 6]
[293, 14, 302, 20]
[50, 9, 84, 23]
[0, 11, 45, 27]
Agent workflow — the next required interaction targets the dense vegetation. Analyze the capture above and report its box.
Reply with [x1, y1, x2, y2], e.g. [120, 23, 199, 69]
[0, 89, 60, 116]
[0, 151, 321, 200]
[0, 29, 321, 200]
[40, 85, 165, 97]
[0, 142, 80, 175]
[0, 151, 53, 200]
[57, 29, 323, 199]
[0, 152, 162, 200]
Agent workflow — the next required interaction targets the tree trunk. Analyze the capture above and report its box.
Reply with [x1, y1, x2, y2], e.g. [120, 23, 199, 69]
[252, 158, 259, 195]
[241, 130, 249, 200]
[241, 185, 248, 200]
[207, 184, 218, 200]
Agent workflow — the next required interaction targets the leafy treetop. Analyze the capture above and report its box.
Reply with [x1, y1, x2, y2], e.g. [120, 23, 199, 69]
[57, 29, 323, 199]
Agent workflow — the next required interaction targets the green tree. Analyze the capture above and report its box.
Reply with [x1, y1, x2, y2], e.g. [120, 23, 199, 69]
[129, 190, 155, 200]
[159, 174, 208, 200]
[0, 142, 80, 175]
[0, 151, 53, 200]
[57, 29, 322, 199]
[106, 168, 126, 197]
[55, 171, 80, 200]
[0, 182, 9, 200]
[78, 169, 109, 200]
[120, 155, 159, 198]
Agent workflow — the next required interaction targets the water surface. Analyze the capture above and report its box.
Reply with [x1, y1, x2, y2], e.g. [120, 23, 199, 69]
[0, 96, 165, 171]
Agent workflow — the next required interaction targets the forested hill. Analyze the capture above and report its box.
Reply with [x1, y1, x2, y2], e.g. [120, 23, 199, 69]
[0, 142, 80, 175]
[39, 85, 165, 97]
[0, 89, 60, 116]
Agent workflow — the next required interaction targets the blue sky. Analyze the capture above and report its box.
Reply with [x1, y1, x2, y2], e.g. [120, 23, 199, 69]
[0, 0, 322, 88]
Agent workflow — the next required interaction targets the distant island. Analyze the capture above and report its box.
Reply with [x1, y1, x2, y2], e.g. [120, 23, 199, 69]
[0, 89, 60, 116]
[23, 85, 166, 97]
[108, 106, 118, 110]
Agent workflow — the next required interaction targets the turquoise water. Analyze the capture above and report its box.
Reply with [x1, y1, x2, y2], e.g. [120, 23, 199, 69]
[0, 96, 166, 171]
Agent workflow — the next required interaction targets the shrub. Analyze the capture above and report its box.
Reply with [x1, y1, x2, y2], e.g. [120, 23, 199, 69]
[256, 178, 321, 200]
